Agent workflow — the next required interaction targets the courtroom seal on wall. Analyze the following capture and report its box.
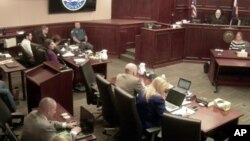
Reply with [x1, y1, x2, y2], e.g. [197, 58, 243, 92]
[223, 30, 234, 43]
[62, 0, 87, 11]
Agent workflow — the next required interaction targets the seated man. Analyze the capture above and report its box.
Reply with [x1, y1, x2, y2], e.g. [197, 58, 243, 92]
[71, 22, 93, 50]
[210, 9, 228, 25]
[116, 63, 144, 96]
[0, 80, 16, 112]
[21, 32, 35, 65]
[20, 97, 81, 141]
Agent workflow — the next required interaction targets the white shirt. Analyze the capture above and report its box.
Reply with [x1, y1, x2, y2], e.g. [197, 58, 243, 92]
[21, 39, 33, 57]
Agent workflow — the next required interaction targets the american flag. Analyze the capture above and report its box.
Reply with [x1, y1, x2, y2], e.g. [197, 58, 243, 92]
[232, 0, 238, 18]
[191, 0, 197, 18]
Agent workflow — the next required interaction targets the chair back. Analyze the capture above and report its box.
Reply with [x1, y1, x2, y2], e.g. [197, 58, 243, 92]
[114, 87, 143, 141]
[0, 98, 11, 129]
[96, 74, 119, 127]
[31, 45, 48, 65]
[161, 113, 201, 141]
[79, 60, 98, 105]
[5, 123, 19, 141]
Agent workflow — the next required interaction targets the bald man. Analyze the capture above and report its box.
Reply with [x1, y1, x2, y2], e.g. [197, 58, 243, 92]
[20, 97, 81, 141]
[116, 63, 144, 96]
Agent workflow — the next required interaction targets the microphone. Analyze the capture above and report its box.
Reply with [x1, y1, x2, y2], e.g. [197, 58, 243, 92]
[57, 53, 69, 70]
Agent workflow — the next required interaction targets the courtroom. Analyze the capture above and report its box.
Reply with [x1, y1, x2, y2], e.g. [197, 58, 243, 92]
[0, 0, 250, 141]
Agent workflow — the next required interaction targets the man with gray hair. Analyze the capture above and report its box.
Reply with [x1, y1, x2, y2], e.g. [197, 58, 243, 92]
[20, 97, 81, 141]
[116, 63, 144, 96]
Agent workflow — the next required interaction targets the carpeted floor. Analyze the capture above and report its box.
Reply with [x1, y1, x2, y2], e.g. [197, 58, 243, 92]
[11, 58, 250, 141]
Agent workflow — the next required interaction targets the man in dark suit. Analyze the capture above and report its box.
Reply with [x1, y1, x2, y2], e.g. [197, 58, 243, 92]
[116, 63, 144, 96]
[20, 97, 81, 141]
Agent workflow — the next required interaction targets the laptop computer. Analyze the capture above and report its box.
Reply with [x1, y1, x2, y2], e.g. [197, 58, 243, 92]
[173, 78, 192, 94]
[165, 89, 186, 112]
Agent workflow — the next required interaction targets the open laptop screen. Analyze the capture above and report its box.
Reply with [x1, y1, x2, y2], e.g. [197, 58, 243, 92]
[177, 78, 191, 90]
[166, 89, 186, 106]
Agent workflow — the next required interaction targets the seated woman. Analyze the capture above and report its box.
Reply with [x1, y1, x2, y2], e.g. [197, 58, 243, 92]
[44, 39, 59, 63]
[210, 9, 228, 25]
[136, 76, 171, 129]
[229, 32, 247, 51]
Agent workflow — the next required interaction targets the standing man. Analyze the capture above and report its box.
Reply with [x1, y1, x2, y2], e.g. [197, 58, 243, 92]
[20, 97, 81, 141]
[71, 22, 93, 50]
[37, 25, 49, 45]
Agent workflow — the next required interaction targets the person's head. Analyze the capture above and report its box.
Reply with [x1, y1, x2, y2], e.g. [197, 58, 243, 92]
[215, 9, 222, 19]
[24, 32, 32, 41]
[52, 34, 62, 45]
[38, 97, 57, 119]
[235, 32, 243, 42]
[144, 76, 171, 101]
[125, 63, 138, 76]
[74, 22, 81, 29]
[44, 38, 56, 50]
[42, 25, 49, 35]
[50, 135, 71, 141]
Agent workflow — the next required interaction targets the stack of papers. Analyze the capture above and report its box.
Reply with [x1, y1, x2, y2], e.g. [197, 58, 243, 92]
[0, 59, 14, 65]
[69, 45, 79, 50]
[74, 58, 86, 65]
[62, 51, 75, 57]
[171, 106, 195, 117]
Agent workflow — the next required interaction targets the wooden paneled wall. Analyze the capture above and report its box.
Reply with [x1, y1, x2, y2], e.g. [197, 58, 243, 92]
[112, 0, 250, 23]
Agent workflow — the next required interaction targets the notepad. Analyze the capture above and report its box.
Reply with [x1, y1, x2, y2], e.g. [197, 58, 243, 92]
[5, 62, 19, 68]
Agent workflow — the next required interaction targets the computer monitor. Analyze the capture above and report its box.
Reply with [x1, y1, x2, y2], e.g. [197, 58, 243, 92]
[177, 78, 191, 91]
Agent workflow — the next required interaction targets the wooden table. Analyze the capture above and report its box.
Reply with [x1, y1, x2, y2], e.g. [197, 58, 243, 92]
[208, 50, 250, 92]
[64, 57, 111, 84]
[189, 101, 243, 138]
[0, 59, 26, 100]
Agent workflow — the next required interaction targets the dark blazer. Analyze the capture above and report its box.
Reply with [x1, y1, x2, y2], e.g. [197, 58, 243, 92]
[136, 91, 167, 129]
[210, 15, 228, 25]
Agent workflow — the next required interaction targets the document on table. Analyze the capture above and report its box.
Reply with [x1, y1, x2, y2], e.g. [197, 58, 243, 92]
[62, 51, 75, 57]
[171, 106, 195, 116]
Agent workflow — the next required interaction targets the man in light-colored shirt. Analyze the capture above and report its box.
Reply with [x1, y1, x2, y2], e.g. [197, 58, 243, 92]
[20, 97, 81, 141]
[71, 22, 93, 50]
[21, 32, 33, 59]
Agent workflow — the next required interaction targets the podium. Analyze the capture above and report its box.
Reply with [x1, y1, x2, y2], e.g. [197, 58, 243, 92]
[25, 61, 73, 114]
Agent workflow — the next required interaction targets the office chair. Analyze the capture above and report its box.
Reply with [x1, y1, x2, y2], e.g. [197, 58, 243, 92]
[0, 98, 24, 133]
[4, 123, 19, 141]
[161, 113, 201, 141]
[31, 44, 48, 66]
[79, 60, 101, 107]
[96, 74, 119, 140]
[18, 45, 35, 68]
[114, 87, 159, 141]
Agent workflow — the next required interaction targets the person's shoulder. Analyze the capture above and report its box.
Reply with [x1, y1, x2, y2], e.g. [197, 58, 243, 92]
[150, 95, 165, 103]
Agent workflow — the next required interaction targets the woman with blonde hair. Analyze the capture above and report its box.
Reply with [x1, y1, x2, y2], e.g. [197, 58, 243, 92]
[136, 76, 171, 129]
